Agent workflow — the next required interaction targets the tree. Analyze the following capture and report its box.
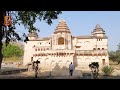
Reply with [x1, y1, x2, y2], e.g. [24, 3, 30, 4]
[115, 50, 120, 64]
[114, 43, 120, 64]
[109, 43, 120, 64]
[2, 43, 23, 58]
[109, 51, 117, 62]
[117, 43, 120, 50]
[0, 11, 62, 70]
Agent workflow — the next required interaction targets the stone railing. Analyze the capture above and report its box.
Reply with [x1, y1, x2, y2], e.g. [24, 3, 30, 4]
[75, 50, 108, 56]
[33, 50, 75, 57]
[33, 50, 108, 57]
[33, 46, 51, 51]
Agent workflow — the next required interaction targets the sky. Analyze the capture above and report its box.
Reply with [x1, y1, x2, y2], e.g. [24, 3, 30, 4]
[15, 11, 120, 51]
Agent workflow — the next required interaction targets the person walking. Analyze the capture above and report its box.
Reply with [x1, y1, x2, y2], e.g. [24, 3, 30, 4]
[35, 63, 38, 78]
[69, 62, 74, 76]
[34, 60, 40, 78]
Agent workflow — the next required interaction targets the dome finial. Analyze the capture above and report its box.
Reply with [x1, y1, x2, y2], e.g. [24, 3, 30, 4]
[95, 24, 101, 29]
[59, 18, 65, 22]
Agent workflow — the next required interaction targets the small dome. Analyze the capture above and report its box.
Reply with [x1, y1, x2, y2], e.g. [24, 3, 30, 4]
[28, 30, 38, 37]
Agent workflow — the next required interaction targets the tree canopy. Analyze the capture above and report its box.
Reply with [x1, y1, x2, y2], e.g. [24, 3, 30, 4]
[3, 11, 62, 45]
[109, 43, 120, 64]
[2, 43, 24, 58]
[0, 11, 62, 69]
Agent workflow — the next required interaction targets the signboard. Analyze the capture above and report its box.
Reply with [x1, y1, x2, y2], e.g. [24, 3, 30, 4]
[4, 16, 12, 26]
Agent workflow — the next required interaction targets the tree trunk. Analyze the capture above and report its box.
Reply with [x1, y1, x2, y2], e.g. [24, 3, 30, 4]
[0, 11, 6, 72]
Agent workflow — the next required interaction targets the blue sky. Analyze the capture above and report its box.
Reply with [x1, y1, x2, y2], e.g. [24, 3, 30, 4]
[15, 11, 120, 51]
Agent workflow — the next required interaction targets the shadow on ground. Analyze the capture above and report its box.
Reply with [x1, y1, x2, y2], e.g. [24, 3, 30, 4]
[0, 66, 27, 75]
[0, 63, 83, 79]
[2, 63, 120, 79]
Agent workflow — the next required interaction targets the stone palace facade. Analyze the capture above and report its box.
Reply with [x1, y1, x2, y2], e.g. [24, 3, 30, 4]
[23, 19, 109, 71]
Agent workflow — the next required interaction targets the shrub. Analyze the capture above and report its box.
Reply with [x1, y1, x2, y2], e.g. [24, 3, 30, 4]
[2, 43, 24, 58]
[101, 66, 114, 76]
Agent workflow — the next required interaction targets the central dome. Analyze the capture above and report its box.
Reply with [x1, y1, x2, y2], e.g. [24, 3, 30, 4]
[54, 19, 71, 34]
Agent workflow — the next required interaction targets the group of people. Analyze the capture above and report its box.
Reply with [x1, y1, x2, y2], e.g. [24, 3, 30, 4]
[27, 60, 75, 77]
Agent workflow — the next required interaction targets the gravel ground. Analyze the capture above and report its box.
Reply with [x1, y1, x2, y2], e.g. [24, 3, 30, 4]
[1, 64, 120, 79]
[0, 71, 81, 79]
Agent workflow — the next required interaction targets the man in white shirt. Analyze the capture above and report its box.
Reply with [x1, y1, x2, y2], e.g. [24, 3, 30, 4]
[69, 62, 74, 76]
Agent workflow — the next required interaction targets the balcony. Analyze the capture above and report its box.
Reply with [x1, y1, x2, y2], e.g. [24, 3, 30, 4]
[75, 50, 108, 56]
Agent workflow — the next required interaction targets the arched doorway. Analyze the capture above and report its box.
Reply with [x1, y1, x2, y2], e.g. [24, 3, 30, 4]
[58, 37, 64, 45]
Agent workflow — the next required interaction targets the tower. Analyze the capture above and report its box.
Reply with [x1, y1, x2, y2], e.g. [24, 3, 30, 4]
[28, 30, 38, 40]
[23, 30, 39, 65]
[52, 19, 72, 50]
[91, 24, 106, 37]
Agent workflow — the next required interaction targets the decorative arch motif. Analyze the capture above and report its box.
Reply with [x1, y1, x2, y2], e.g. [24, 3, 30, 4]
[94, 58, 100, 61]
[58, 60, 63, 62]
[77, 58, 82, 65]
[84, 41, 90, 43]
[37, 58, 44, 68]
[58, 60, 64, 68]
[37, 58, 42, 61]
[37, 58, 43, 63]
[58, 37, 64, 45]
[77, 58, 82, 61]
[84, 41, 90, 46]
[66, 60, 70, 62]
[85, 58, 91, 60]
[85, 58, 91, 63]
[51, 60, 55, 64]
[45, 58, 49, 63]
[45, 58, 49, 60]
[65, 60, 71, 68]
[37, 42, 42, 46]
[51, 60, 56, 69]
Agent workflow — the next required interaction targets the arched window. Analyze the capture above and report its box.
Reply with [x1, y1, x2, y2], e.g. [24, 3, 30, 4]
[102, 59, 105, 65]
[58, 37, 64, 45]
[93, 48, 96, 50]
[98, 48, 100, 50]
[102, 48, 104, 50]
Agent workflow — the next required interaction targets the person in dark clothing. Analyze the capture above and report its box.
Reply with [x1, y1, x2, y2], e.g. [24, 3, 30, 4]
[34, 60, 40, 78]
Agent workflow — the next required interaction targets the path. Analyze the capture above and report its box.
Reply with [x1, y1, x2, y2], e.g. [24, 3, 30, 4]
[0, 64, 94, 79]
